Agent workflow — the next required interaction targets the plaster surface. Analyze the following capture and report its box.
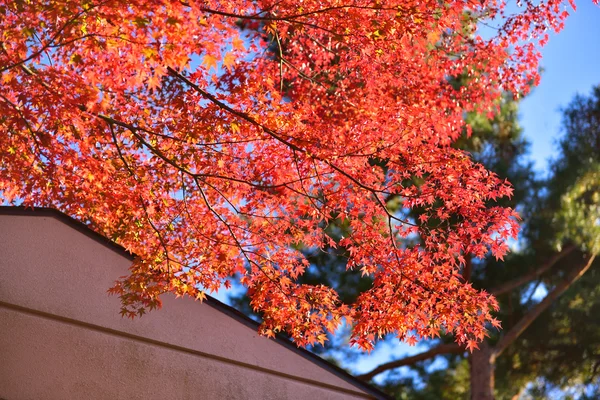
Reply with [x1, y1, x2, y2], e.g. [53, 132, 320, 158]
[0, 213, 377, 399]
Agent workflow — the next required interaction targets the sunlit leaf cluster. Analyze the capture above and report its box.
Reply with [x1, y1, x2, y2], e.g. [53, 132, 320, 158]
[0, 0, 576, 349]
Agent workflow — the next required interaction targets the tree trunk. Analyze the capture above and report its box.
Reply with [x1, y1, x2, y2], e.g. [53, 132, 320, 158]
[470, 340, 495, 400]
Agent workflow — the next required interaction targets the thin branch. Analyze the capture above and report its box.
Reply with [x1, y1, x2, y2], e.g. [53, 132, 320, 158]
[166, 66, 305, 151]
[357, 343, 463, 381]
[107, 122, 135, 177]
[490, 244, 577, 296]
[193, 178, 294, 301]
[493, 253, 596, 358]
[0, 7, 91, 73]
[274, 30, 284, 93]
[181, 3, 399, 22]
[139, 196, 173, 276]
[166, 66, 405, 201]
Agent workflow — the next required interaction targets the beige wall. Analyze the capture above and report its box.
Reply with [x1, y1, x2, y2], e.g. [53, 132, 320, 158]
[0, 213, 378, 400]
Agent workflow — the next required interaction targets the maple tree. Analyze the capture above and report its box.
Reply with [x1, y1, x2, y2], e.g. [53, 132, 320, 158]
[0, 0, 585, 350]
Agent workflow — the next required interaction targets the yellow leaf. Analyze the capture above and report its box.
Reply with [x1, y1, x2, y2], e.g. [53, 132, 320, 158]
[196, 291, 206, 301]
[69, 53, 83, 64]
[203, 54, 218, 71]
[223, 52, 236, 72]
[1, 71, 13, 83]
[232, 36, 245, 51]
[142, 48, 156, 60]
[317, 334, 328, 346]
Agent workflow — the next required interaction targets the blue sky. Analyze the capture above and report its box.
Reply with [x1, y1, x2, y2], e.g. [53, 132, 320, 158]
[520, 1, 600, 175]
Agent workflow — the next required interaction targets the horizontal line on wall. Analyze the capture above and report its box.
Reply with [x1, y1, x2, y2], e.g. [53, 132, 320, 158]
[0, 300, 373, 399]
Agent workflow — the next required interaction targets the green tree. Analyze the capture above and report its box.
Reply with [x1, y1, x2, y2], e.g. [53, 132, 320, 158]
[493, 87, 600, 399]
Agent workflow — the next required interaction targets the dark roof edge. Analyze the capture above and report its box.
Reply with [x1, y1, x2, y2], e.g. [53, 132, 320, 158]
[203, 296, 391, 399]
[0, 206, 390, 400]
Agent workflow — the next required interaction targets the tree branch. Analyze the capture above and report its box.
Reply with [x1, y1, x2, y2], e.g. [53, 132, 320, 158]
[490, 244, 577, 296]
[356, 343, 463, 381]
[493, 253, 596, 358]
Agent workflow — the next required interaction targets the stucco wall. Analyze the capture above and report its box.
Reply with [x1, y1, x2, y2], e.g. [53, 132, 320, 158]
[0, 213, 377, 400]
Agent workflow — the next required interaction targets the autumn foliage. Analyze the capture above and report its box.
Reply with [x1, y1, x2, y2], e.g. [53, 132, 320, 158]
[0, 0, 581, 350]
